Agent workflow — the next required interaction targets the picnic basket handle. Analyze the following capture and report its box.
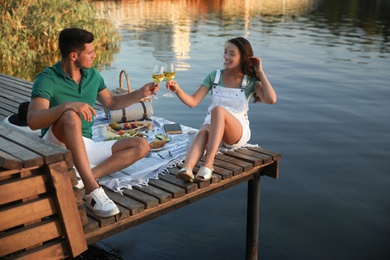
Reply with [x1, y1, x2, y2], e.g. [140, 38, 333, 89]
[119, 70, 131, 93]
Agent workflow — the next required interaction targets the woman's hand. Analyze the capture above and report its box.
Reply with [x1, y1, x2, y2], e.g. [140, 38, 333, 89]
[166, 80, 180, 93]
[250, 56, 263, 76]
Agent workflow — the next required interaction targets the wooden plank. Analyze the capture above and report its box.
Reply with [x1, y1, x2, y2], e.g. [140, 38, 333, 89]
[115, 204, 131, 221]
[159, 171, 198, 194]
[0, 196, 56, 232]
[0, 136, 43, 169]
[0, 84, 30, 101]
[85, 206, 116, 227]
[0, 122, 70, 165]
[122, 188, 159, 209]
[0, 218, 63, 257]
[83, 217, 99, 234]
[215, 153, 253, 172]
[0, 73, 34, 86]
[0, 101, 19, 120]
[210, 157, 243, 175]
[0, 167, 22, 179]
[65, 154, 74, 171]
[212, 165, 233, 180]
[234, 148, 272, 164]
[0, 174, 48, 206]
[105, 189, 145, 216]
[0, 84, 31, 100]
[0, 150, 23, 169]
[247, 146, 282, 161]
[260, 160, 280, 179]
[0, 165, 40, 180]
[73, 187, 84, 206]
[78, 205, 89, 226]
[133, 185, 172, 204]
[46, 161, 88, 257]
[223, 149, 263, 166]
[148, 179, 186, 198]
[19, 168, 42, 249]
[7, 239, 68, 260]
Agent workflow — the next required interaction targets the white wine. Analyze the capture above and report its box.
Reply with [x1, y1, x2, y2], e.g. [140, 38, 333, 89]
[162, 63, 175, 98]
[152, 74, 165, 83]
[163, 71, 176, 81]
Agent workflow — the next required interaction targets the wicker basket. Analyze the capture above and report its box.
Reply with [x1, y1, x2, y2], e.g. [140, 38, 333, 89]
[105, 70, 153, 122]
[111, 70, 132, 95]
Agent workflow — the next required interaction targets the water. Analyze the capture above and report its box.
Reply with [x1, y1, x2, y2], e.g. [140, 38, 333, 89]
[83, 0, 390, 259]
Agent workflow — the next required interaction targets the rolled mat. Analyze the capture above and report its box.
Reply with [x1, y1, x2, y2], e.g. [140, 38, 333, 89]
[108, 101, 153, 122]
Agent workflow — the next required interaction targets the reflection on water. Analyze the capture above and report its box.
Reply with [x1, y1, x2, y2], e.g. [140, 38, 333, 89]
[94, 0, 389, 69]
[94, 0, 322, 70]
[81, 0, 390, 259]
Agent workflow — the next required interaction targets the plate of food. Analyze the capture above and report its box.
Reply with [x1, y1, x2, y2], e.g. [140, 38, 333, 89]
[108, 121, 153, 132]
[149, 139, 176, 152]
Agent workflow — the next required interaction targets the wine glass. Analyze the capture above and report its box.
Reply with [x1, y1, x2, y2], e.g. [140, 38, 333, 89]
[163, 63, 175, 97]
[151, 65, 165, 99]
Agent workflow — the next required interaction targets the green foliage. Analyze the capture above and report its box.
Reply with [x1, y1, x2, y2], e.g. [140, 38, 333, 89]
[0, 0, 120, 81]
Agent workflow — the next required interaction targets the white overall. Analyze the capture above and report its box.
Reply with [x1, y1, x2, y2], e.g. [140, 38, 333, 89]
[203, 70, 251, 149]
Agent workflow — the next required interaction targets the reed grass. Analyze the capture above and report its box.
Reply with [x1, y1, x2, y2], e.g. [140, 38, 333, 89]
[0, 0, 120, 81]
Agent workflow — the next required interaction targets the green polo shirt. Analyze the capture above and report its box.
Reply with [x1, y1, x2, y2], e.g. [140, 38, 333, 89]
[31, 62, 107, 138]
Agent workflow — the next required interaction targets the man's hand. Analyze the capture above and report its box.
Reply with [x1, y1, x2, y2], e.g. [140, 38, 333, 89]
[140, 82, 159, 97]
[68, 102, 96, 122]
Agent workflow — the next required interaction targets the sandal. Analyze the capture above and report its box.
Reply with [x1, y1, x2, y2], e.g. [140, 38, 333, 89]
[196, 166, 214, 181]
[176, 167, 194, 182]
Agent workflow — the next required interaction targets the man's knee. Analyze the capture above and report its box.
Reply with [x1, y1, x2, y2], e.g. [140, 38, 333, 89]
[57, 110, 82, 127]
[52, 110, 82, 139]
[135, 138, 150, 157]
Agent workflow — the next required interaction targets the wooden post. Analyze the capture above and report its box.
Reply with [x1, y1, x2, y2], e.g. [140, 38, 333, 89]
[246, 171, 261, 260]
[46, 161, 88, 257]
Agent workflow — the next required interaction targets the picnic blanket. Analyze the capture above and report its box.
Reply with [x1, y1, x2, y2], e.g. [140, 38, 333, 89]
[92, 111, 196, 193]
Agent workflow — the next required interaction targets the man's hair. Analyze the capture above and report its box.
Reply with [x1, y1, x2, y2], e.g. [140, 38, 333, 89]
[59, 28, 94, 58]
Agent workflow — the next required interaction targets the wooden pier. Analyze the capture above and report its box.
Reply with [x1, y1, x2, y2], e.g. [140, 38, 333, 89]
[0, 73, 281, 259]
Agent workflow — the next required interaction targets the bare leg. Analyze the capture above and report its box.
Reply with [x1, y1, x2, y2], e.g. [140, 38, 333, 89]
[202, 106, 242, 169]
[182, 125, 210, 170]
[92, 137, 149, 179]
[52, 110, 150, 194]
[51, 110, 98, 194]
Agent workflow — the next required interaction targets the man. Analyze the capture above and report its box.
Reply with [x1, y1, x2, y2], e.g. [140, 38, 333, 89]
[28, 28, 158, 218]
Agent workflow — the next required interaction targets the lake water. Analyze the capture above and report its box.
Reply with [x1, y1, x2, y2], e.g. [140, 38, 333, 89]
[82, 0, 390, 259]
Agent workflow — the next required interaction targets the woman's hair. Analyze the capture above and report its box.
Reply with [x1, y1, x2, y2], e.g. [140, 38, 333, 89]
[226, 37, 261, 102]
[226, 37, 259, 81]
[59, 28, 94, 58]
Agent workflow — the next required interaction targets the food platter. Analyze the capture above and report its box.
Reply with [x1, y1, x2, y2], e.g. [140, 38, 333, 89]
[102, 121, 153, 140]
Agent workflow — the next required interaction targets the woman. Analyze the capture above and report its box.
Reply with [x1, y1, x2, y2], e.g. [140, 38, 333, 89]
[166, 37, 277, 182]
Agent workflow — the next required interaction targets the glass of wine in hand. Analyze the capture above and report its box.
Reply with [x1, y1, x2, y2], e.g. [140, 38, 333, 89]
[151, 65, 165, 99]
[163, 63, 175, 97]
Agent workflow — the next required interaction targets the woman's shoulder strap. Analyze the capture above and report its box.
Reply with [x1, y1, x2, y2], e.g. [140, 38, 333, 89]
[212, 70, 221, 88]
[241, 75, 248, 89]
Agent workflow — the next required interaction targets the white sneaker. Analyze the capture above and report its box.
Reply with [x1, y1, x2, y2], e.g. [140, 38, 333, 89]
[86, 187, 119, 218]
